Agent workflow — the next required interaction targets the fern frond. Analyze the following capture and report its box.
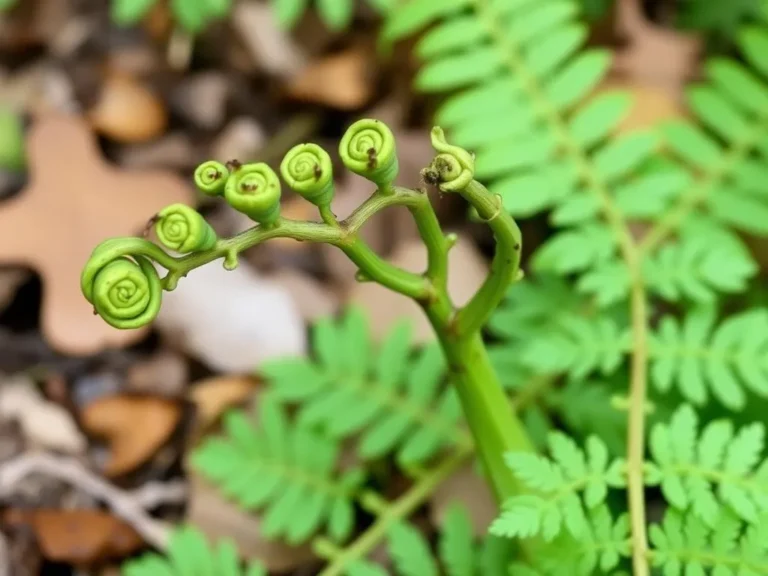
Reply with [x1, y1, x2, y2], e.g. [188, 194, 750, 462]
[121, 526, 266, 576]
[260, 307, 470, 467]
[649, 306, 768, 410]
[348, 504, 513, 576]
[509, 505, 631, 576]
[647, 404, 768, 527]
[646, 25, 768, 249]
[520, 312, 629, 380]
[190, 395, 365, 544]
[643, 217, 757, 305]
[649, 509, 768, 574]
[384, 0, 659, 304]
[490, 433, 626, 542]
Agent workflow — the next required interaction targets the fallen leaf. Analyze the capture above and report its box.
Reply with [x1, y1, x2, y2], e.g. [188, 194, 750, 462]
[185, 474, 314, 572]
[0, 374, 86, 454]
[2, 508, 143, 565]
[267, 268, 340, 322]
[350, 234, 488, 343]
[0, 114, 193, 354]
[285, 48, 374, 110]
[80, 395, 181, 477]
[613, 0, 702, 101]
[87, 72, 168, 143]
[189, 375, 256, 433]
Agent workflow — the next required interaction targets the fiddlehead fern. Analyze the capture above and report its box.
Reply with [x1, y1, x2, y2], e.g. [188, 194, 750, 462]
[81, 238, 165, 329]
[280, 143, 335, 207]
[154, 204, 218, 253]
[193, 160, 230, 197]
[421, 126, 475, 193]
[224, 163, 282, 225]
[339, 119, 399, 189]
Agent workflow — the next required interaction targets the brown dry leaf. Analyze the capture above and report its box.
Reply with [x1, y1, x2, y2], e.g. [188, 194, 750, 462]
[189, 375, 256, 433]
[350, 234, 488, 343]
[2, 508, 143, 565]
[88, 72, 168, 143]
[0, 114, 193, 354]
[285, 48, 374, 110]
[80, 395, 181, 477]
[613, 0, 702, 101]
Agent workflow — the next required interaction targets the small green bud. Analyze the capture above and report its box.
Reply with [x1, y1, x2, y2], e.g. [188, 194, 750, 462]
[224, 162, 282, 225]
[154, 204, 217, 253]
[194, 160, 229, 196]
[280, 143, 334, 207]
[339, 119, 399, 188]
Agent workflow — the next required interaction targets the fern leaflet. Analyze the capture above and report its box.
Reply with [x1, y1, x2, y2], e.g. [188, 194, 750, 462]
[260, 307, 470, 467]
[490, 433, 625, 542]
[647, 404, 768, 527]
[649, 306, 768, 410]
[191, 394, 365, 544]
[121, 526, 266, 576]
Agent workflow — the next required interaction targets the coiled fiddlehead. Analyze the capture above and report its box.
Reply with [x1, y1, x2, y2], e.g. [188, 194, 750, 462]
[422, 127, 475, 193]
[81, 238, 165, 329]
[280, 143, 334, 207]
[154, 204, 218, 254]
[339, 119, 399, 188]
[224, 163, 282, 225]
[194, 160, 230, 197]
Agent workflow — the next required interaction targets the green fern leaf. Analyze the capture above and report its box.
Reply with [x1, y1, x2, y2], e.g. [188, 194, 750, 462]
[316, 0, 354, 29]
[643, 218, 757, 304]
[649, 306, 768, 410]
[648, 404, 768, 526]
[111, 0, 158, 25]
[439, 505, 475, 576]
[388, 523, 439, 576]
[521, 312, 628, 379]
[260, 308, 468, 467]
[510, 505, 631, 576]
[191, 395, 364, 544]
[121, 526, 266, 576]
[491, 433, 625, 542]
[657, 25, 768, 240]
[649, 509, 768, 574]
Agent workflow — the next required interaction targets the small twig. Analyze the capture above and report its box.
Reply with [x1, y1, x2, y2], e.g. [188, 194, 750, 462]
[0, 453, 186, 550]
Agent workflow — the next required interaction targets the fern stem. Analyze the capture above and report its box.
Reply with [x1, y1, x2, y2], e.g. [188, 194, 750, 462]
[314, 447, 472, 576]
[628, 281, 651, 576]
[454, 180, 522, 337]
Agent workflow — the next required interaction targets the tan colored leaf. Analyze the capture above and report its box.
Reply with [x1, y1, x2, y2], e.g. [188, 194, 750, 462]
[80, 395, 181, 477]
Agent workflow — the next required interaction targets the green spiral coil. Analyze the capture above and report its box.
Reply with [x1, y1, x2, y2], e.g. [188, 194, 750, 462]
[280, 143, 334, 207]
[339, 119, 399, 188]
[224, 162, 282, 225]
[425, 127, 475, 193]
[154, 204, 217, 254]
[194, 160, 230, 197]
[81, 239, 163, 330]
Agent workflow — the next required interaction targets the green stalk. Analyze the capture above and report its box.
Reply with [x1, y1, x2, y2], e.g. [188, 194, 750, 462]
[440, 333, 533, 502]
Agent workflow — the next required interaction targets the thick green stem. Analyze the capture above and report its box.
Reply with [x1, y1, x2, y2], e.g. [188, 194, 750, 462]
[402, 181, 534, 505]
[439, 331, 534, 502]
